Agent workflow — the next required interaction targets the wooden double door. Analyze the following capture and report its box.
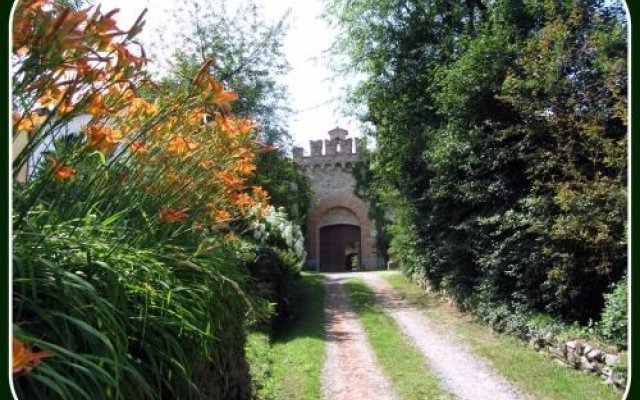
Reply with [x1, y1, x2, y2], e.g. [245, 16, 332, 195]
[319, 224, 361, 272]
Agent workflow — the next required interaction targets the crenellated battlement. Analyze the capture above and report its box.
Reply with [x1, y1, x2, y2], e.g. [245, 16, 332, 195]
[293, 127, 365, 167]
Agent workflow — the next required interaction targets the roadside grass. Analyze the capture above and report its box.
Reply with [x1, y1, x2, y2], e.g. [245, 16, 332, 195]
[247, 272, 326, 400]
[345, 278, 455, 400]
[384, 272, 624, 400]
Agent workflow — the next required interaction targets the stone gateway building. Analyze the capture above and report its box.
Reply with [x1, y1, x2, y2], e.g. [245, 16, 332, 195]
[293, 128, 381, 272]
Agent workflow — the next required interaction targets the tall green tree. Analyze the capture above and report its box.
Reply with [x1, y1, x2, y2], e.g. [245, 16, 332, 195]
[326, 0, 627, 326]
[497, 0, 627, 319]
[163, 0, 291, 147]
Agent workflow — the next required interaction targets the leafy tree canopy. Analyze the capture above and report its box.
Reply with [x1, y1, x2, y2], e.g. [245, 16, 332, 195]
[325, 0, 627, 328]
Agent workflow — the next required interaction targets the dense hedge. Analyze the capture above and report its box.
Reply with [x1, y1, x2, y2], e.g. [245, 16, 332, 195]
[327, 0, 627, 344]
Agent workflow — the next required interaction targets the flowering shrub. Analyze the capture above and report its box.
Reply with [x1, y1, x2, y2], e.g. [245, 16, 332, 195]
[12, 1, 272, 237]
[11, 1, 302, 399]
[250, 205, 307, 271]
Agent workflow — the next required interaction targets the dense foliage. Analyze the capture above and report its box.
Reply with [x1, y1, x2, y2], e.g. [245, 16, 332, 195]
[325, 0, 627, 345]
[162, 0, 291, 148]
[11, 1, 306, 399]
[599, 275, 627, 348]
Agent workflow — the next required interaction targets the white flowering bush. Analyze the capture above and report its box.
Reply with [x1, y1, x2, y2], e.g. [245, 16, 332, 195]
[249, 205, 307, 270]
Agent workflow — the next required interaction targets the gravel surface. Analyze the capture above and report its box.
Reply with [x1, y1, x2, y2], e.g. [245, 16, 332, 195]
[322, 273, 398, 400]
[359, 272, 532, 400]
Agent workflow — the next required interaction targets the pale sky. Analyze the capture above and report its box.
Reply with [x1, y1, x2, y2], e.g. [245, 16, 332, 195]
[96, 0, 364, 153]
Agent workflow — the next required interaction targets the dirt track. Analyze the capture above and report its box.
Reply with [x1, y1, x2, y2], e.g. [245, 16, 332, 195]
[322, 273, 397, 400]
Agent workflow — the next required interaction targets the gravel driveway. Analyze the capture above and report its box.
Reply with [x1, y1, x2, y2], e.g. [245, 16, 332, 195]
[358, 272, 532, 400]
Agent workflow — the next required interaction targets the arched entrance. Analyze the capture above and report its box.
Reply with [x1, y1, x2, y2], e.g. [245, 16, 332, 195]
[319, 224, 361, 272]
[306, 192, 378, 270]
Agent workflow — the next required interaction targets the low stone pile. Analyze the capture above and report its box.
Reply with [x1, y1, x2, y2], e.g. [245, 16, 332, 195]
[529, 334, 626, 389]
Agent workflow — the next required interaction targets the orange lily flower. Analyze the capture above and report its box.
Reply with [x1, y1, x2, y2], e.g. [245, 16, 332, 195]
[53, 165, 76, 181]
[57, 101, 74, 114]
[217, 171, 244, 188]
[127, 98, 158, 116]
[205, 76, 238, 111]
[158, 208, 189, 223]
[13, 112, 46, 132]
[167, 135, 199, 155]
[49, 158, 76, 181]
[214, 90, 238, 110]
[198, 159, 214, 169]
[207, 203, 232, 222]
[36, 87, 63, 108]
[129, 141, 148, 154]
[252, 185, 269, 201]
[13, 337, 54, 376]
[233, 192, 255, 210]
[218, 117, 256, 137]
[85, 124, 122, 153]
[88, 93, 106, 116]
[236, 158, 256, 176]
[192, 59, 213, 86]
